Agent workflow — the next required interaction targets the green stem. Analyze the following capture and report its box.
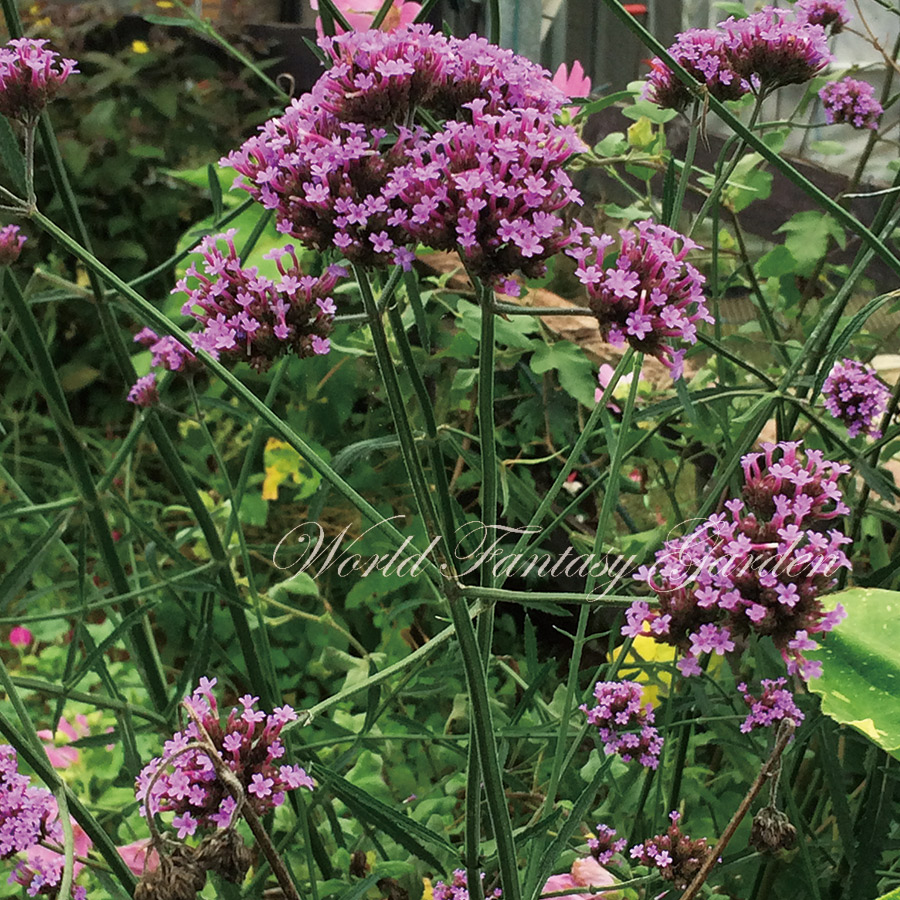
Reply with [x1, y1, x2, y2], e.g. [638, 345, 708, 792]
[0, 268, 169, 711]
[55, 788, 76, 900]
[29, 209, 437, 578]
[355, 264, 444, 570]
[670, 100, 700, 228]
[445, 587, 520, 900]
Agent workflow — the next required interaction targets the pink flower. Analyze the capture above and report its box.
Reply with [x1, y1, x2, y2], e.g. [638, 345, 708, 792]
[8, 625, 32, 647]
[117, 840, 159, 877]
[0, 224, 26, 265]
[311, 0, 422, 37]
[551, 60, 591, 117]
[541, 857, 621, 900]
[37, 715, 89, 770]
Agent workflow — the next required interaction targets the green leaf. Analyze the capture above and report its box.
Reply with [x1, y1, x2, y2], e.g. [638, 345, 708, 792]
[775, 211, 845, 275]
[713, 1, 749, 16]
[529, 341, 596, 406]
[576, 90, 636, 121]
[810, 140, 847, 156]
[310, 762, 453, 870]
[808, 588, 900, 755]
[457, 299, 537, 349]
[621, 99, 678, 124]
[208, 163, 223, 222]
[757, 245, 797, 278]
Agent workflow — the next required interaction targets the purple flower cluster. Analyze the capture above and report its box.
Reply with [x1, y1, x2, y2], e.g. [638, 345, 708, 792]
[588, 824, 627, 866]
[819, 78, 883, 130]
[0, 38, 77, 123]
[223, 25, 583, 288]
[629, 812, 710, 890]
[136, 678, 314, 838]
[0, 745, 59, 860]
[644, 6, 832, 110]
[823, 357, 890, 438]
[0, 224, 26, 265]
[127, 328, 198, 406]
[127, 373, 159, 408]
[433, 870, 501, 900]
[10, 856, 87, 900]
[579, 680, 664, 769]
[571, 220, 711, 379]
[174, 230, 342, 371]
[738, 678, 804, 733]
[628, 441, 851, 681]
[795, 0, 849, 33]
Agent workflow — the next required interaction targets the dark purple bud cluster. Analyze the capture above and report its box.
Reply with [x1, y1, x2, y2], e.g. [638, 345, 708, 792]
[644, 5, 833, 110]
[580, 680, 664, 769]
[588, 824, 627, 866]
[738, 678, 804, 733]
[0, 38, 77, 124]
[629, 811, 710, 890]
[819, 78, 883, 131]
[136, 678, 313, 839]
[822, 357, 890, 437]
[628, 441, 851, 681]
[570, 220, 711, 379]
[223, 25, 584, 289]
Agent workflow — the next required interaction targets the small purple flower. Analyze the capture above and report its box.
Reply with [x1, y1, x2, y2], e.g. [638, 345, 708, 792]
[433, 869, 501, 900]
[588, 823, 627, 865]
[0, 38, 78, 123]
[738, 678, 804, 733]
[580, 681, 663, 769]
[819, 78, 883, 131]
[823, 358, 890, 437]
[126, 373, 159, 408]
[573, 220, 710, 379]
[136, 683, 314, 835]
[0, 223, 26, 265]
[795, 0, 849, 33]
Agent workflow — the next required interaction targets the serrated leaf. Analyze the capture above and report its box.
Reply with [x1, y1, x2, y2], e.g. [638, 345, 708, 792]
[529, 341, 596, 406]
[757, 245, 797, 278]
[808, 588, 900, 755]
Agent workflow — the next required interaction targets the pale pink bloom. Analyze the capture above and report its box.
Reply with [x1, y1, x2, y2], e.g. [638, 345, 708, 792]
[551, 60, 591, 117]
[37, 715, 89, 769]
[595, 363, 635, 410]
[117, 840, 160, 877]
[541, 857, 621, 900]
[310, 0, 422, 36]
[9, 625, 32, 647]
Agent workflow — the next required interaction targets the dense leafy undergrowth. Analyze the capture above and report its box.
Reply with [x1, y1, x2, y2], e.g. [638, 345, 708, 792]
[2, 2, 900, 900]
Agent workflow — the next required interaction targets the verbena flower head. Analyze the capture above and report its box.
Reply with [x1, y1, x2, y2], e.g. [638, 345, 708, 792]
[573, 220, 710, 379]
[136, 679, 314, 836]
[0, 38, 77, 123]
[134, 327, 199, 373]
[433, 870, 501, 900]
[588, 824, 627, 866]
[722, 8, 831, 90]
[644, 29, 749, 111]
[388, 102, 583, 284]
[819, 78, 883, 130]
[629, 813, 710, 890]
[628, 441, 851, 681]
[822, 357, 890, 437]
[223, 26, 581, 287]
[127, 373, 159, 408]
[0, 745, 60, 859]
[11, 821, 91, 900]
[738, 678, 804, 733]
[795, 0, 849, 33]
[175, 230, 342, 371]
[580, 680, 663, 769]
[0, 224, 26, 265]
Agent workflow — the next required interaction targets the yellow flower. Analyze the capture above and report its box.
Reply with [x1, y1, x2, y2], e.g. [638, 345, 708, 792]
[422, 879, 434, 900]
[156, 1, 175, 6]
[131, 40, 149, 54]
